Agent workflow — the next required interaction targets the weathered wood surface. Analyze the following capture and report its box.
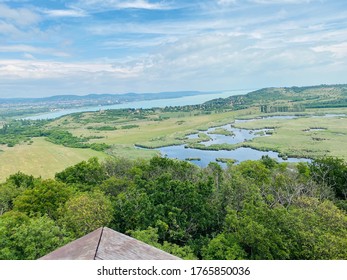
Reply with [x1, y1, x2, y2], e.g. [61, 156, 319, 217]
[39, 227, 181, 260]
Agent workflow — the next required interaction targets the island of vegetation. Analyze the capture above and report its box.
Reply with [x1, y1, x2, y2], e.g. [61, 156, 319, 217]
[208, 127, 235, 136]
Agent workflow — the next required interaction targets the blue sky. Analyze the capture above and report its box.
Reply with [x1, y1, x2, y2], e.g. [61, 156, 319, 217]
[0, 0, 346, 97]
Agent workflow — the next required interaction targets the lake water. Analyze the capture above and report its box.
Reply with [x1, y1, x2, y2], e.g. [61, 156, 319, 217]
[25, 90, 250, 120]
[157, 145, 307, 168]
[200, 124, 270, 146]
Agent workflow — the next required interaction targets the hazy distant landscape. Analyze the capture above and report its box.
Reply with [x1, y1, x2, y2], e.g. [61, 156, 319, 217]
[0, 0, 347, 264]
[0, 90, 221, 118]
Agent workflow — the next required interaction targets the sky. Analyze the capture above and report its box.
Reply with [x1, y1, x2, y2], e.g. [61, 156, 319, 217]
[0, 0, 346, 98]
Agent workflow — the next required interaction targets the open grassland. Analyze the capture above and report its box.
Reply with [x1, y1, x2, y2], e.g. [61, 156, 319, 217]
[0, 108, 256, 180]
[0, 138, 106, 182]
[106, 144, 159, 159]
[54, 107, 258, 148]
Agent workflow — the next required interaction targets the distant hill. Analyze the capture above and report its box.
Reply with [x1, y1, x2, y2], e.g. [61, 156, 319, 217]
[0, 91, 217, 105]
[203, 84, 347, 111]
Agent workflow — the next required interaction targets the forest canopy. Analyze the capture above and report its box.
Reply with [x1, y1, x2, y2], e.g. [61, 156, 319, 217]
[0, 155, 346, 260]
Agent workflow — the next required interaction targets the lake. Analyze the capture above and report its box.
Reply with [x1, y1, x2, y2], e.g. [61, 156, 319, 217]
[25, 89, 250, 120]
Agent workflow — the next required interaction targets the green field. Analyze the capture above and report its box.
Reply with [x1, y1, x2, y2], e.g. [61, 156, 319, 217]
[0, 109, 247, 181]
[0, 138, 106, 181]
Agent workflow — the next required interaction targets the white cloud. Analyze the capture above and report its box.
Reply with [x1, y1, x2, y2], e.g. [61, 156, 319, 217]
[0, 3, 40, 26]
[0, 45, 70, 57]
[217, 0, 237, 6]
[102, 36, 178, 49]
[0, 0, 346, 97]
[71, 0, 171, 12]
[88, 17, 238, 37]
[117, 0, 169, 10]
[312, 42, 347, 58]
[43, 9, 88, 18]
[0, 3, 43, 40]
[0, 20, 22, 36]
[0, 59, 147, 80]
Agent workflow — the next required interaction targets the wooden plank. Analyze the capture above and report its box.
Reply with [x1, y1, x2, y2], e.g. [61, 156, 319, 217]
[96, 228, 181, 260]
[39, 228, 102, 260]
[40, 227, 181, 260]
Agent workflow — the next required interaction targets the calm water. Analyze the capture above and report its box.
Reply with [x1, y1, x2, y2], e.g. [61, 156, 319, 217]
[199, 124, 270, 146]
[25, 90, 250, 120]
[155, 117, 311, 167]
[157, 145, 308, 168]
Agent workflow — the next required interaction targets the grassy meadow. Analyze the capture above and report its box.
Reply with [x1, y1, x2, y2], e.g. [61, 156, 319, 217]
[0, 138, 106, 181]
[52, 107, 257, 148]
[0, 108, 247, 181]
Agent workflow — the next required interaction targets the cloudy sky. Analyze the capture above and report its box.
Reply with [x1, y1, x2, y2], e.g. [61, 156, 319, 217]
[0, 0, 346, 98]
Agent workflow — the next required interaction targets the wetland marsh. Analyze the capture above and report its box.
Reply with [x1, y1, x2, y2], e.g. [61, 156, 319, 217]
[1, 85, 347, 180]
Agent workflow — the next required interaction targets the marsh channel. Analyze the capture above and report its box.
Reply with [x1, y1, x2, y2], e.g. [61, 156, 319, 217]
[155, 116, 310, 167]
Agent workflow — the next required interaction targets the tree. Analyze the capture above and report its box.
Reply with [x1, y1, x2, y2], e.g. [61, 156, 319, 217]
[288, 197, 347, 259]
[260, 155, 279, 169]
[0, 183, 23, 215]
[142, 173, 218, 243]
[102, 157, 135, 178]
[220, 205, 292, 260]
[12, 215, 72, 259]
[13, 179, 74, 220]
[129, 227, 197, 260]
[6, 171, 35, 189]
[0, 211, 71, 260]
[59, 190, 113, 237]
[236, 160, 271, 186]
[55, 157, 106, 189]
[145, 156, 201, 183]
[99, 177, 135, 199]
[202, 233, 246, 260]
[205, 162, 223, 191]
[309, 156, 347, 199]
[0, 211, 29, 259]
[112, 185, 153, 233]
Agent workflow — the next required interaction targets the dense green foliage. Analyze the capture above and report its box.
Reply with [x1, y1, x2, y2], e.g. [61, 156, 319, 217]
[309, 156, 347, 200]
[0, 155, 346, 260]
[0, 119, 49, 147]
[0, 119, 110, 151]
